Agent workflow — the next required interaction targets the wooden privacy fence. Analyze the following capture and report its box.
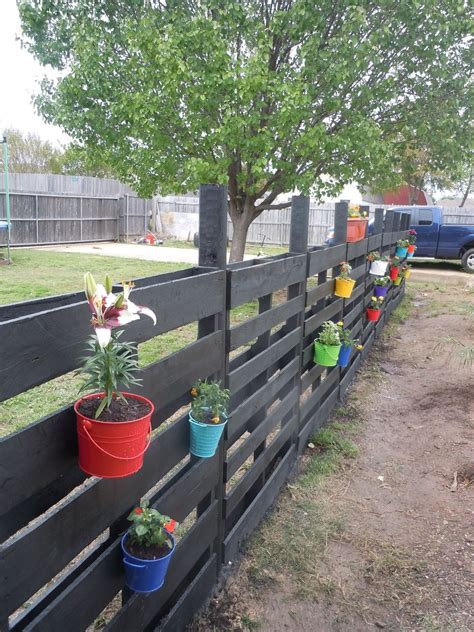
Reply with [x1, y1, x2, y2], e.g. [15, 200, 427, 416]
[0, 187, 410, 632]
[0, 193, 152, 246]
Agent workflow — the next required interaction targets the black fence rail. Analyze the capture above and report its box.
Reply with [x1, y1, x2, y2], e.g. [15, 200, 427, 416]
[0, 186, 410, 632]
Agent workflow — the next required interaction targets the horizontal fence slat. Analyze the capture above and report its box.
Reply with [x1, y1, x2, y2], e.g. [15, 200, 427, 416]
[224, 446, 296, 563]
[347, 238, 369, 259]
[229, 295, 304, 350]
[0, 269, 225, 402]
[305, 278, 335, 305]
[229, 254, 306, 307]
[228, 328, 301, 393]
[308, 243, 347, 276]
[304, 298, 343, 337]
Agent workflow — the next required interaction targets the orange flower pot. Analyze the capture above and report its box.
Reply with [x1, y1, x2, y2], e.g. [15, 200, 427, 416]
[347, 218, 368, 243]
[407, 244, 416, 254]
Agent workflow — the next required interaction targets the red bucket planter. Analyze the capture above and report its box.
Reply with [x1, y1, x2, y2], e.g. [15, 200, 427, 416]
[366, 308, 381, 322]
[75, 392, 153, 478]
[347, 218, 368, 243]
[389, 266, 399, 281]
[407, 244, 416, 254]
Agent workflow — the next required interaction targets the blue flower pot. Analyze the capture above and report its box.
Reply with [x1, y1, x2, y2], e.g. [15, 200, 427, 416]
[395, 246, 408, 258]
[337, 344, 352, 368]
[189, 411, 227, 458]
[374, 285, 388, 298]
[121, 531, 175, 594]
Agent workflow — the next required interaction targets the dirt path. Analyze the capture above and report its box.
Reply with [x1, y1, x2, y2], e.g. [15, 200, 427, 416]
[191, 281, 473, 632]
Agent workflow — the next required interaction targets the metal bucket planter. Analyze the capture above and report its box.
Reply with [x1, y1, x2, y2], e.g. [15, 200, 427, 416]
[313, 341, 342, 367]
[75, 392, 153, 478]
[395, 246, 408, 258]
[121, 532, 175, 593]
[334, 277, 356, 298]
[347, 218, 368, 243]
[337, 344, 352, 368]
[370, 260, 388, 276]
[393, 276, 403, 286]
[389, 266, 399, 281]
[407, 244, 416, 256]
[189, 411, 228, 458]
[403, 269, 412, 280]
[374, 286, 388, 298]
[366, 308, 381, 322]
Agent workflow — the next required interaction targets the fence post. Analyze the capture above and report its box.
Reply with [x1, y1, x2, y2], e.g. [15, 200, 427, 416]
[374, 208, 384, 234]
[334, 200, 348, 244]
[289, 195, 310, 254]
[392, 212, 401, 232]
[360, 204, 370, 237]
[197, 184, 228, 570]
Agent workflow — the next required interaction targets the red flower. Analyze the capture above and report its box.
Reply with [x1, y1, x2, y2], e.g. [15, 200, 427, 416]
[164, 519, 176, 533]
[134, 507, 143, 515]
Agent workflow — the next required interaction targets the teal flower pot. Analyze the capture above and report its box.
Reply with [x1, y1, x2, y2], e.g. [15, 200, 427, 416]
[395, 246, 408, 258]
[189, 411, 227, 458]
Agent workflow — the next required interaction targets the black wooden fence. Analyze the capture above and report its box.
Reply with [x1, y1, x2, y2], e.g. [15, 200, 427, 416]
[0, 186, 410, 631]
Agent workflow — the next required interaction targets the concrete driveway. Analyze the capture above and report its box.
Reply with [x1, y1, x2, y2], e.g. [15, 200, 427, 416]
[35, 241, 253, 264]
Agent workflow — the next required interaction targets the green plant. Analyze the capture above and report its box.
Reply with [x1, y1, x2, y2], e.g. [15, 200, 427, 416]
[367, 250, 388, 263]
[191, 380, 230, 423]
[127, 501, 176, 550]
[316, 321, 341, 346]
[336, 321, 362, 349]
[408, 229, 417, 244]
[397, 239, 410, 248]
[390, 256, 401, 268]
[401, 263, 412, 274]
[434, 337, 474, 368]
[78, 273, 156, 417]
[347, 204, 368, 219]
[373, 275, 391, 287]
[337, 261, 353, 280]
[368, 296, 384, 310]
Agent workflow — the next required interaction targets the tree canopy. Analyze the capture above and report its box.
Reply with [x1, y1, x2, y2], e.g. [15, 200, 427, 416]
[19, 0, 472, 259]
[2, 128, 63, 174]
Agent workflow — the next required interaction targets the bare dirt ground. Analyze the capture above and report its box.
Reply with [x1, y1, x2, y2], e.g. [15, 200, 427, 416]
[190, 281, 473, 632]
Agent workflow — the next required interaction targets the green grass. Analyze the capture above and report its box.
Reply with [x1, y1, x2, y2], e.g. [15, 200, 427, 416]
[162, 239, 287, 257]
[0, 249, 188, 304]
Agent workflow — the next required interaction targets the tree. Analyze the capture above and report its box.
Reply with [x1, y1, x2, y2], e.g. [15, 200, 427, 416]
[59, 145, 118, 179]
[2, 128, 63, 174]
[19, 1, 471, 260]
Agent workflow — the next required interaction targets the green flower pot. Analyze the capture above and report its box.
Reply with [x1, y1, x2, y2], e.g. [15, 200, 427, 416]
[313, 341, 342, 367]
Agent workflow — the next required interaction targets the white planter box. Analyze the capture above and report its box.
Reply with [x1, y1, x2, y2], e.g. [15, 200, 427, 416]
[370, 260, 388, 276]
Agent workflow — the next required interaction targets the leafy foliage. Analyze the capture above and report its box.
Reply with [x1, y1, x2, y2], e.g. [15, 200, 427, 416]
[373, 276, 390, 287]
[337, 262, 352, 281]
[368, 296, 384, 310]
[78, 332, 141, 417]
[190, 380, 229, 423]
[336, 321, 362, 349]
[2, 127, 63, 174]
[316, 321, 341, 346]
[127, 500, 175, 550]
[19, 1, 472, 260]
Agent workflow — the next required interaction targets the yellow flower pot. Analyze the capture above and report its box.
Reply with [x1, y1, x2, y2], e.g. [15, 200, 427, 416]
[393, 276, 403, 286]
[335, 277, 356, 298]
[403, 269, 411, 279]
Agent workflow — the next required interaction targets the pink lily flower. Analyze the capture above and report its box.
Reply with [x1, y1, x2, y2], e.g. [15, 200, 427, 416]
[84, 273, 156, 347]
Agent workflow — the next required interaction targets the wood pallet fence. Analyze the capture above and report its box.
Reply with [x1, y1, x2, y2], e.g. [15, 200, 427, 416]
[0, 186, 409, 632]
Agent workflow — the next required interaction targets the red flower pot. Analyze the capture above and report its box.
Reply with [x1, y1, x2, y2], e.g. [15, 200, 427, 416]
[366, 308, 381, 322]
[407, 244, 416, 254]
[347, 218, 368, 243]
[75, 392, 153, 478]
[389, 266, 399, 281]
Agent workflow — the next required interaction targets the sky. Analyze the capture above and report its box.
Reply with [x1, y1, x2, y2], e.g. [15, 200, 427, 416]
[0, 0, 68, 146]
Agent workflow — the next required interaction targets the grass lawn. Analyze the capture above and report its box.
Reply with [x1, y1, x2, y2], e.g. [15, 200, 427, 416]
[163, 239, 288, 257]
[0, 249, 188, 305]
[0, 248, 265, 436]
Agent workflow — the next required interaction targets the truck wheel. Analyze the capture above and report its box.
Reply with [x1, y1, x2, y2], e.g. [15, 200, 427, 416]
[461, 248, 474, 273]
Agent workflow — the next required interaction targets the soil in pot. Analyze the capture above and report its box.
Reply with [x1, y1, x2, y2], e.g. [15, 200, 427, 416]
[77, 395, 151, 422]
[124, 540, 171, 561]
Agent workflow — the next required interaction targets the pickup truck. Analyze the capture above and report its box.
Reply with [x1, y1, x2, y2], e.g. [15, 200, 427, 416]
[326, 206, 474, 273]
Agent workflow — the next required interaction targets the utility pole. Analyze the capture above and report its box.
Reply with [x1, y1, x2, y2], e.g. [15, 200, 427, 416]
[1, 135, 12, 263]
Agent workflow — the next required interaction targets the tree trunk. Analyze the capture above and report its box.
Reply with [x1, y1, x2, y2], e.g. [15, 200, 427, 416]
[460, 172, 473, 207]
[229, 212, 253, 262]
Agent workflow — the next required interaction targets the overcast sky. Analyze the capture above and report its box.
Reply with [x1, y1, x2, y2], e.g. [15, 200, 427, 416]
[0, 0, 68, 145]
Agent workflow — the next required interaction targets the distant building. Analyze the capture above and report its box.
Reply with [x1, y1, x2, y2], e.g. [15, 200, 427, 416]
[362, 185, 432, 206]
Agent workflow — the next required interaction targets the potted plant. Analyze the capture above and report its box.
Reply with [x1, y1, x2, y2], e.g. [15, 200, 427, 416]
[373, 275, 391, 298]
[122, 501, 177, 593]
[74, 273, 157, 478]
[389, 256, 401, 281]
[334, 261, 356, 298]
[189, 380, 230, 458]
[313, 321, 342, 366]
[367, 250, 389, 276]
[346, 205, 369, 243]
[336, 321, 363, 368]
[393, 273, 403, 286]
[366, 296, 384, 322]
[407, 229, 417, 256]
[395, 239, 410, 258]
[402, 263, 412, 279]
